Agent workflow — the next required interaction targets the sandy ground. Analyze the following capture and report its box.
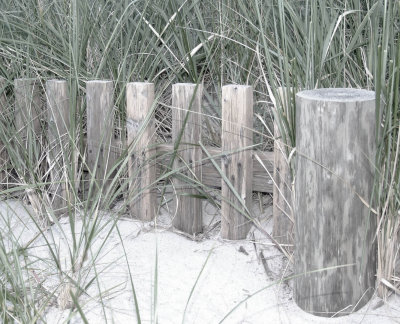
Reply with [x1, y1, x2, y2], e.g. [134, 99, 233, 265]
[1, 198, 400, 324]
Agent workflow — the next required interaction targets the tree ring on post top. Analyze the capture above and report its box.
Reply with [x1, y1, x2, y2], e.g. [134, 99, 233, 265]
[296, 88, 375, 102]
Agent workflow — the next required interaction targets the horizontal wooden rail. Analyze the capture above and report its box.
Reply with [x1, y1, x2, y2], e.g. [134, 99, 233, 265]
[85, 140, 274, 194]
[155, 143, 273, 193]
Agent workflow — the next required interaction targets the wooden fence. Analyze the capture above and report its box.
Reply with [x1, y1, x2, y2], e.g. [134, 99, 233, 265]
[0, 78, 275, 240]
[0, 79, 379, 316]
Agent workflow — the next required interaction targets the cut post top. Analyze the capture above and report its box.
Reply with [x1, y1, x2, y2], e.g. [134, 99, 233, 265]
[126, 82, 154, 92]
[47, 79, 67, 84]
[86, 80, 113, 84]
[296, 88, 375, 102]
[128, 82, 154, 86]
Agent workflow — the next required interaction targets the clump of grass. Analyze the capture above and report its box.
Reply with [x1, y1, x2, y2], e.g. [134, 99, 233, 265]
[0, 0, 399, 322]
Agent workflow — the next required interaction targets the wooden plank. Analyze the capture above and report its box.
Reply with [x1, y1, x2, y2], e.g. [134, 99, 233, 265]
[221, 85, 253, 240]
[86, 80, 115, 200]
[46, 80, 70, 215]
[14, 78, 43, 176]
[0, 78, 7, 190]
[126, 82, 156, 221]
[14, 78, 45, 218]
[273, 87, 294, 246]
[14, 78, 43, 141]
[77, 137, 274, 193]
[156, 143, 273, 193]
[295, 88, 377, 316]
[171, 83, 203, 235]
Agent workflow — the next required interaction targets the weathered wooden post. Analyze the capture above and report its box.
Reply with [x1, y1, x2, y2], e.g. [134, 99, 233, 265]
[126, 82, 156, 221]
[86, 80, 115, 198]
[295, 88, 376, 316]
[221, 85, 253, 240]
[14, 78, 45, 216]
[273, 87, 294, 247]
[46, 80, 70, 214]
[171, 83, 203, 234]
[0, 78, 7, 190]
[14, 78, 43, 149]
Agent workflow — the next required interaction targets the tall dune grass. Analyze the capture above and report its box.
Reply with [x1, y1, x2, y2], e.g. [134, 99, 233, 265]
[0, 0, 399, 321]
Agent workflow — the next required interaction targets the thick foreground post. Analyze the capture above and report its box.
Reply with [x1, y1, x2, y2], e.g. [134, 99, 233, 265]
[172, 83, 202, 235]
[126, 82, 156, 221]
[221, 85, 253, 240]
[295, 88, 376, 316]
[86, 81, 115, 200]
[46, 80, 70, 214]
[273, 87, 294, 247]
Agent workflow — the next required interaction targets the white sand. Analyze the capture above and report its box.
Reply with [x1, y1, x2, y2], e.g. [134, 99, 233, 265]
[1, 198, 399, 323]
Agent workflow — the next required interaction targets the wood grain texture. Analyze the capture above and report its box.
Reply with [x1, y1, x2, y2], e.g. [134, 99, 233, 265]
[221, 85, 253, 240]
[46, 80, 70, 215]
[0, 78, 7, 190]
[157, 145, 272, 193]
[273, 87, 294, 246]
[14, 78, 45, 217]
[86, 81, 115, 199]
[78, 140, 274, 193]
[126, 82, 156, 221]
[14, 78, 43, 141]
[295, 88, 376, 317]
[154, 144, 273, 193]
[172, 83, 203, 235]
[199, 149, 273, 193]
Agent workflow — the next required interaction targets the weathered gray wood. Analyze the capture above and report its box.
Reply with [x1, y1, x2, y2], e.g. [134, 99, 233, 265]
[14, 78, 43, 141]
[200, 149, 273, 193]
[78, 140, 274, 193]
[86, 80, 115, 198]
[172, 83, 203, 234]
[295, 88, 377, 316]
[157, 145, 273, 193]
[103, 142, 273, 193]
[126, 82, 156, 221]
[46, 80, 70, 215]
[221, 85, 253, 240]
[0, 78, 7, 190]
[14, 78, 45, 217]
[273, 87, 294, 246]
